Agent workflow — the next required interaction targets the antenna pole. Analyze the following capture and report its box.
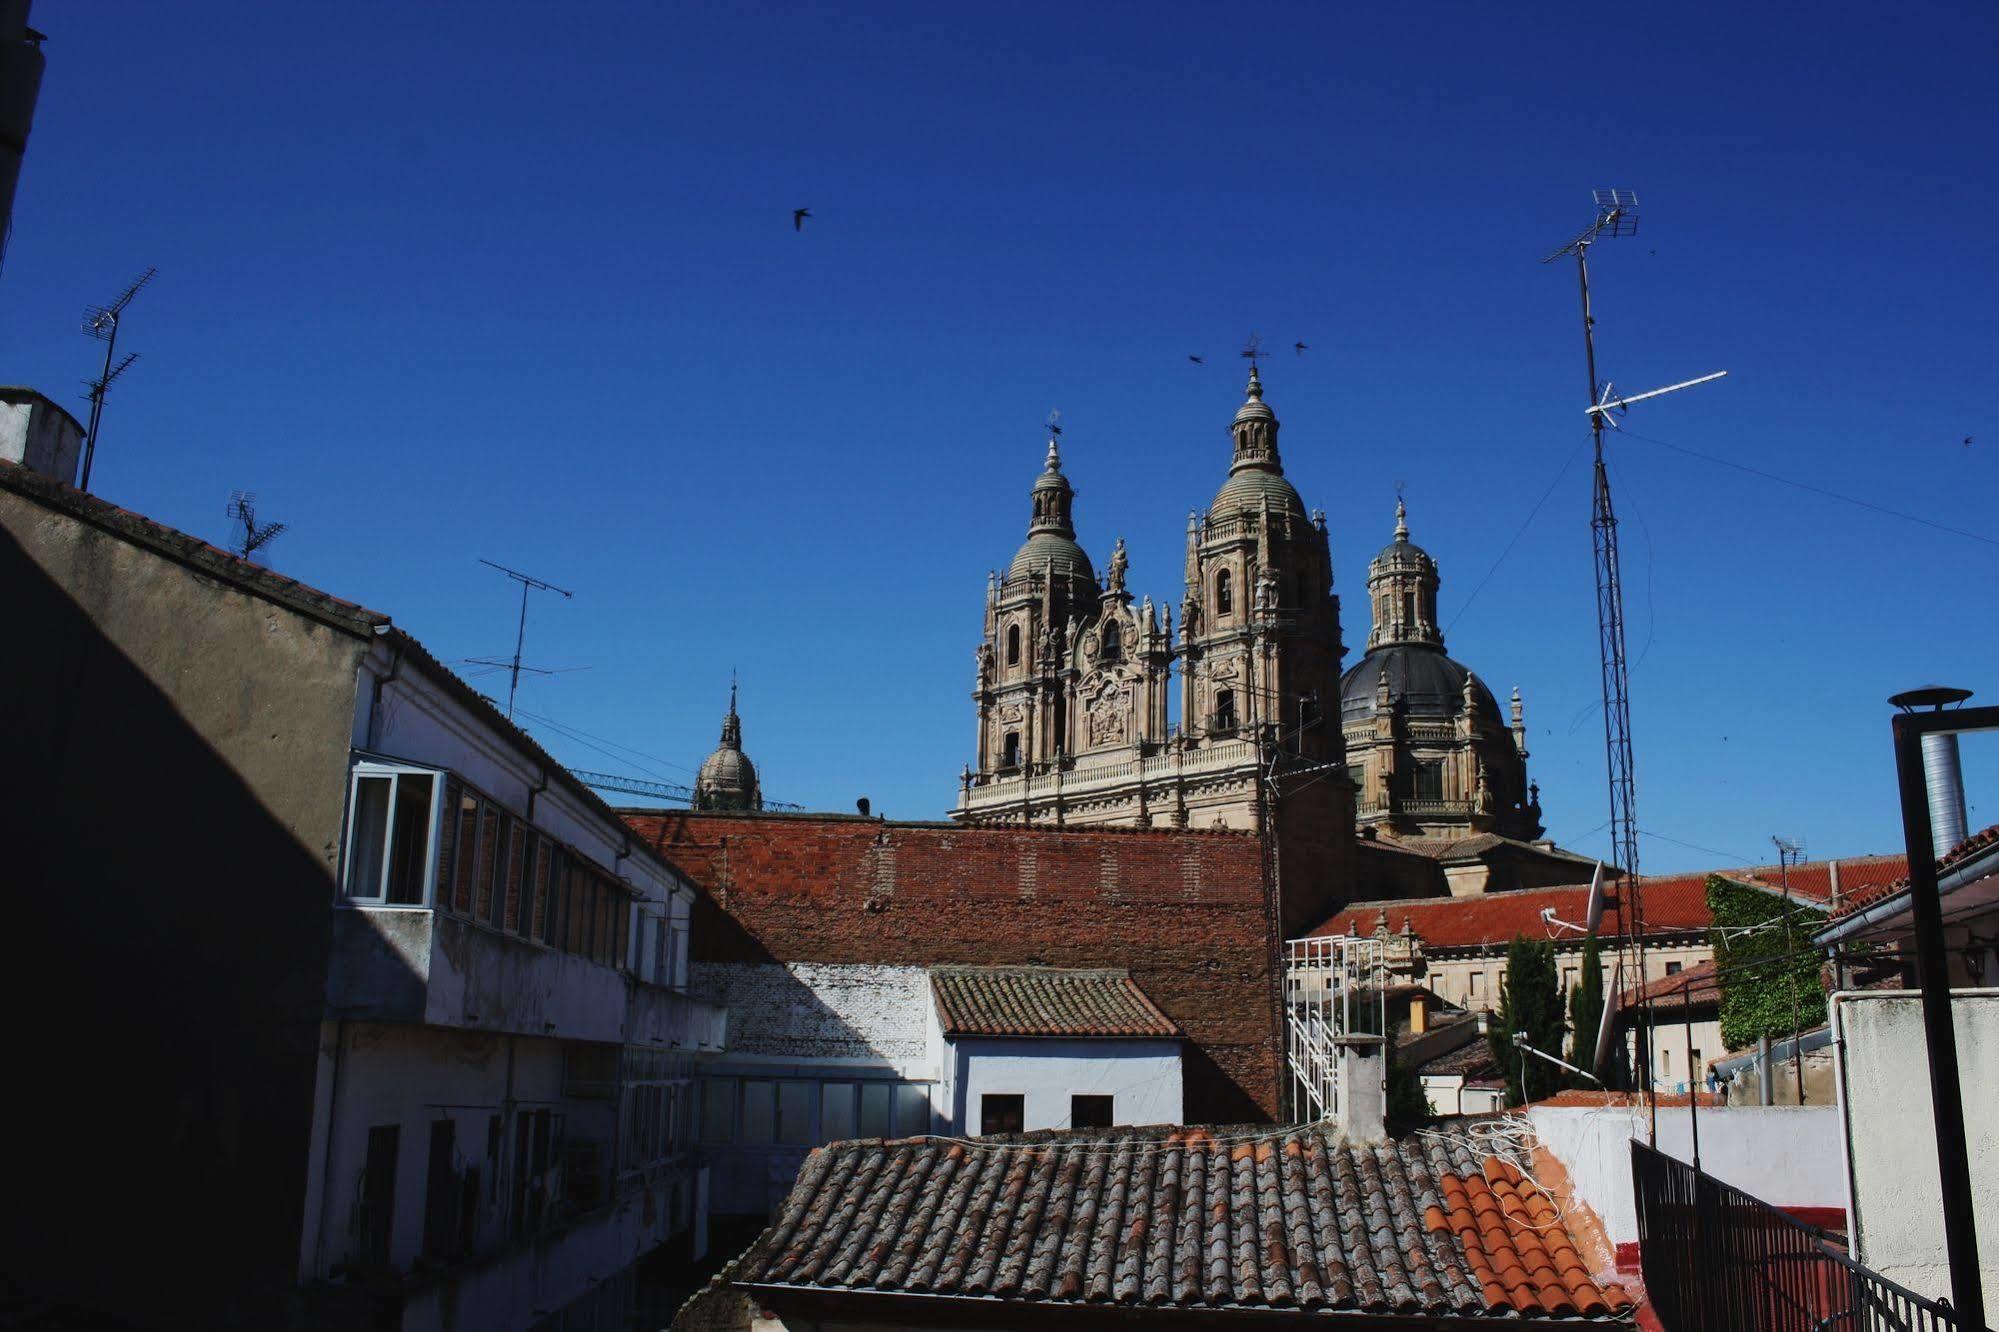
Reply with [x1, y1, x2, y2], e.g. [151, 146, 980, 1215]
[80, 315, 119, 492]
[479, 559, 573, 721]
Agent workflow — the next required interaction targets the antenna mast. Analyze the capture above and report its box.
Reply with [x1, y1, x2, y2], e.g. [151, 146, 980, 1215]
[78, 266, 156, 492]
[225, 490, 287, 562]
[478, 559, 573, 721]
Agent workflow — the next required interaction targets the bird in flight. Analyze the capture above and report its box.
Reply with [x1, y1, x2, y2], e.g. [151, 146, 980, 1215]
[1293, 341, 1308, 356]
[1966, 436, 1975, 447]
[1188, 354, 1204, 365]
[793, 208, 812, 231]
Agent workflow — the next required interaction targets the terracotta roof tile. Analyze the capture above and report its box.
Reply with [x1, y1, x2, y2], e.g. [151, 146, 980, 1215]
[1827, 825, 1998, 921]
[1627, 959, 1721, 1010]
[931, 967, 1180, 1038]
[721, 1124, 1631, 1321]
[1312, 875, 1715, 950]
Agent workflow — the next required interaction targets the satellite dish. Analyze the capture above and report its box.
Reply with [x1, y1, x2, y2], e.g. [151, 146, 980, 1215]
[1585, 861, 1607, 936]
[1592, 958, 1622, 1077]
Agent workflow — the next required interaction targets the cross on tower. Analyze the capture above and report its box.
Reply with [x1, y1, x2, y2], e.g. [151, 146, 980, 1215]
[1240, 333, 1267, 366]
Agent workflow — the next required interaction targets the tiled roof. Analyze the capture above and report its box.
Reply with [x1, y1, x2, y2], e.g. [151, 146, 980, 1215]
[1530, 1089, 1721, 1108]
[1731, 853, 1908, 911]
[1418, 1036, 1499, 1080]
[719, 1124, 1631, 1320]
[1627, 959, 1721, 1011]
[1827, 825, 1998, 922]
[1313, 875, 1715, 950]
[931, 967, 1179, 1039]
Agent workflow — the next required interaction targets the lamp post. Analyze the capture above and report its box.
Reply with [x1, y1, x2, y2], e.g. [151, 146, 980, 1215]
[1887, 685, 1989, 1330]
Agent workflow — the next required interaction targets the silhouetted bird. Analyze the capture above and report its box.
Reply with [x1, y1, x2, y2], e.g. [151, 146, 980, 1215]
[793, 208, 812, 231]
[1966, 436, 1975, 447]
[1188, 354, 1204, 365]
[1293, 341, 1308, 356]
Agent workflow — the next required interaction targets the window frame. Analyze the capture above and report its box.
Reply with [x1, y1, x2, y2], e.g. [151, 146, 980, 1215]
[341, 761, 446, 906]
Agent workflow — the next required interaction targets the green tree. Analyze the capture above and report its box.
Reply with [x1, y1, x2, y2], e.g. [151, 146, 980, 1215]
[1386, 1040, 1432, 1127]
[1488, 935, 1565, 1106]
[1567, 934, 1605, 1080]
[1707, 874, 1829, 1051]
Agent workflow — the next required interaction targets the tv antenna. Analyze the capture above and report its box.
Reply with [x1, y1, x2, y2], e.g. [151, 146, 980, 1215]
[78, 267, 157, 492]
[1239, 332, 1267, 366]
[476, 559, 574, 721]
[225, 490, 287, 563]
[1542, 189, 1726, 1118]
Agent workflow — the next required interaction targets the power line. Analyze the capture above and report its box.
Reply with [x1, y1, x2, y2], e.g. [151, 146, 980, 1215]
[1445, 437, 1587, 636]
[1620, 427, 1999, 550]
[1638, 828, 1757, 866]
[509, 705, 700, 780]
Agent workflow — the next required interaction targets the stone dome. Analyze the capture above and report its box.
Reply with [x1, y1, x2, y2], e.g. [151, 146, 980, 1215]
[693, 687, 762, 811]
[1339, 644, 1502, 725]
[1209, 468, 1308, 522]
[1008, 531, 1097, 584]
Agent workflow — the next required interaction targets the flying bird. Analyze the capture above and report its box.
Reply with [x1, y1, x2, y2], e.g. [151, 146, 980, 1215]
[793, 208, 812, 231]
[1966, 436, 1975, 447]
[1188, 354, 1204, 365]
[1293, 341, 1308, 356]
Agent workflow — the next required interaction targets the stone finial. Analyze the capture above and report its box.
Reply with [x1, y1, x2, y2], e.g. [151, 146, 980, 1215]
[1394, 495, 1409, 542]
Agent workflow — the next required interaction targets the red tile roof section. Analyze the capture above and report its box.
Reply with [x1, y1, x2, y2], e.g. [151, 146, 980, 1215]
[931, 967, 1179, 1038]
[720, 1124, 1630, 1320]
[1312, 875, 1715, 949]
[1627, 959, 1721, 1009]
[1828, 824, 1999, 921]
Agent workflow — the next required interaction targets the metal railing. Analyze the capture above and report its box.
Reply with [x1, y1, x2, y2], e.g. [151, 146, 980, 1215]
[1632, 1141, 1971, 1332]
[1283, 934, 1387, 1125]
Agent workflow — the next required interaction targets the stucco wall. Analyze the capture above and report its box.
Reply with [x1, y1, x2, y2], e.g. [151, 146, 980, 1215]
[1833, 989, 1999, 1308]
[692, 961, 932, 1066]
[1, 479, 371, 1327]
[946, 1036, 1183, 1134]
[1529, 1103, 1845, 1246]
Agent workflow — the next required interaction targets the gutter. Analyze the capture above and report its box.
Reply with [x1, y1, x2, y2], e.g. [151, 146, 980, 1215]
[1813, 848, 1999, 948]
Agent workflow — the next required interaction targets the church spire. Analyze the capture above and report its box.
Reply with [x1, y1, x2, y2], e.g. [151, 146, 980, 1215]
[1229, 364, 1282, 475]
[1027, 429, 1077, 539]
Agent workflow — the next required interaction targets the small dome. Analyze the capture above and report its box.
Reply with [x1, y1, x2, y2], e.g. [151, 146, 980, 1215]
[1375, 499, 1435, 564]
[1008, 532, 1097, 585]
[694, 687, 762, 811]
[1339, 644, 1501, 724]
[1210, 469, 1308, 521]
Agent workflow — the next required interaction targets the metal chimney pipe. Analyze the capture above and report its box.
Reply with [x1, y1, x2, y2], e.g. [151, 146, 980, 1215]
[1921, 731, 1969, 856]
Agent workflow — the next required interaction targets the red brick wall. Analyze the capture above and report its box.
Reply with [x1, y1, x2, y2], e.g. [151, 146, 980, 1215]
[623, 812, 1285, 1124]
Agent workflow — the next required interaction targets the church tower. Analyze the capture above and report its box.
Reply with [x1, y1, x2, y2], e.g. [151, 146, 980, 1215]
[694, 682, 762, 811]
[1178, 366, 1349, 813]
[1339, 499, 1541, 840]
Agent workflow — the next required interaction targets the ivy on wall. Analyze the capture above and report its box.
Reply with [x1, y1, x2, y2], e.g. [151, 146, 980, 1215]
[1707, 873, 1829, 1051]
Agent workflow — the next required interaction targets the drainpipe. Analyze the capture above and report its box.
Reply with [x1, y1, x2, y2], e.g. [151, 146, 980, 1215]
[311, 1021, 347, 1278]
[526, 765, 549, 820]
[366, 632, 403, 751]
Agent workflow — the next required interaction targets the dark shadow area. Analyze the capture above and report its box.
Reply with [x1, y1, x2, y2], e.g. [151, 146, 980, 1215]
[0, 524, 363, 1330]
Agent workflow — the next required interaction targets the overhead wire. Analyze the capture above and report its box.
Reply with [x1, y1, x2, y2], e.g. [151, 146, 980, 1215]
[1445, 437, 1588, 636]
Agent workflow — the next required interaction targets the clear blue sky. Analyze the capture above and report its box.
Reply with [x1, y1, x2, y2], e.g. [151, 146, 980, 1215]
[5, 2, 1995, 870]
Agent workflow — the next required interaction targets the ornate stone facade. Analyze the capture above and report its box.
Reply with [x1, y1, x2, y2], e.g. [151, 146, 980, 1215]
[956, 370, 1355, 850]
[1338, 500, 1541, 840]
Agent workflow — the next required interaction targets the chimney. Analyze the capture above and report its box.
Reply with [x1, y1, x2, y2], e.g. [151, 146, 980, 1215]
[856, 796, 871, 818]
[1921, 732, 1969, 857]
[0, 386, 83, 485]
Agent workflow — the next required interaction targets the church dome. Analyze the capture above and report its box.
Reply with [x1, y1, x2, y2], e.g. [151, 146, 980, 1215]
[1008, 531, 1096, 584]
[1208, 365, 1308, 522]
[1210, 468, 1308, 521]
[1005, 435, 1098, 588]
[693, 685, 762, 811]
[1339, 645, 1501, 725]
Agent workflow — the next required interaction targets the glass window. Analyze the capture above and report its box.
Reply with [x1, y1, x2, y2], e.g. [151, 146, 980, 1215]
[1071, 1095, 1114, 1130]
[1216, 569, 1233, 616]
[473, 806, 500, 922]
[451, 793, 478, 913]
[1413, 760, 1444, 802]
[1214, 689, 1236, 732]
[699, 1080, 734, 1144]
[741, 1081, 775, 1145]
[895, 1084, 930, 1137]
[777, 1083, 813, 1146]
[821, 1083, 856, 1143]
[344, 775, 392, 899]
[1006, 624, 1020, 666]
[500, 822, 527, 930]
[1665, 960, 1682, 975]
[386, 773, 434, 904]
[859, 1083, 892, 1138]
[980, 1094, 1024, 1136]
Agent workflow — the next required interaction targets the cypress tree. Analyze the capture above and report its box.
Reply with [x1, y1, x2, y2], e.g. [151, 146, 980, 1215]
[1568, 934, 1605, 1082]
[1488, 935, 1564, 1106]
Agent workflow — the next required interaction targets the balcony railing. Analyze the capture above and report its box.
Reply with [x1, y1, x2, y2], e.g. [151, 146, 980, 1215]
[1631, 1141, 1965, 1332]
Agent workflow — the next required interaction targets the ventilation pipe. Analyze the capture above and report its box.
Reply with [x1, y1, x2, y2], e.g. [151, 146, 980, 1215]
[1921, 731, 1969, 857]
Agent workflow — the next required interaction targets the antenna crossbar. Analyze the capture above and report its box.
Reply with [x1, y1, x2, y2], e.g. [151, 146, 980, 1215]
[478, 559, 575, 720]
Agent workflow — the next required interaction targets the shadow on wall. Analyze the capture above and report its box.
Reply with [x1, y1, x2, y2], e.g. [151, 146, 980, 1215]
[0, 525, 411, 1331]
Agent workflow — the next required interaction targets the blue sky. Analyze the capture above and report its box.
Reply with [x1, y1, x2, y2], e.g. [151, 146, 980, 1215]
[5, 1, 1995, 870]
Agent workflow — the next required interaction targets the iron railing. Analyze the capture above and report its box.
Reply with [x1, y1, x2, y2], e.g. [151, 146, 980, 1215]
[1632, 1141, 1972, 1332]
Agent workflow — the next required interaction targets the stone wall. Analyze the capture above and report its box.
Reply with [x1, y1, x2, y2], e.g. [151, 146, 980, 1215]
[692, 961, 931, 1063]
[626, 812, 1284, 1123]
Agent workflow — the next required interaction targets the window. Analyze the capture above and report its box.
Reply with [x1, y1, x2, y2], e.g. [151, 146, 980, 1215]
[1216, 569, 1233, 616]
[896, 1084, 930, 1137]
[859, 1083, 893, 1138]
[981, 1094, 1025, 1136]
[1660, 1047, 1671, 1077]
[821, 1083, 857, 1142]
[500, 821, 527, 931]
[1001, 731, 1021, 768]
[1691, 1048, 1702, 1076]
[699, 1080, 735, 1144]
[1006, 624, 1021, 666]
[358, 1124, 400, 1268]
[1665, 960, 1683, 976]
[1412, 760, 1444, 802]
[1401, 589, 1415, 628]
[1071, 1095, 1114, 1130]
[1468, 972, 1483, 998]
[1213, 689, 1236, 732]
[343, 765, 441, 905]
[421, 1119, 458, 1262]
[777, 1083, 814, 1146]
[741, 1081, 776, 1145]
[1100, 621, 1121, 660]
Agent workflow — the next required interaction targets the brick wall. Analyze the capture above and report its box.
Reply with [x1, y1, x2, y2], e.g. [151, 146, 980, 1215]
[624, 812, 1284, 1123]
[691, 961, 931, 1063]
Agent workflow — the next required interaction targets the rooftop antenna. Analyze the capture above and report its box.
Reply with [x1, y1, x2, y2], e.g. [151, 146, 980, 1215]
[1542, 190, 1726, 1128]
[78, 266, 157, 492]
[225, 490, 287, 563]
[1772, 833, 1809, 1104]
[476, 558, 573, 721]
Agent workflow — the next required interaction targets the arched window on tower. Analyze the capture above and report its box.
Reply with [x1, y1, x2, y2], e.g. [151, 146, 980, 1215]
[1213, 688, 1237, 733]
[1006, 624, 1021, 666]
[1001, 731, 1021, 769]
[1216, 569, 1234, 617]
[1401, 589, 1415, 632]
[1100, 620, 1121, 661]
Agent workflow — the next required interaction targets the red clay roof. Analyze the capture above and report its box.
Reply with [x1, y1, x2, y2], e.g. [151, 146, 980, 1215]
[1528, 1089, 1722, 1109]
[722, 1124, 1630, 1319]
[1313, 875, 1715, 950]
[1731, 853, 1909, 910]
[1627, 959, 1721, 1010]
[1828, 825, 1998, 922]
[931, 967, 1179, 1039]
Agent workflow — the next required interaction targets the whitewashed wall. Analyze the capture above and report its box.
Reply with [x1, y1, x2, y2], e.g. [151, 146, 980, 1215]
[1833, 989, 1999, 1308]
[692, 962, 932, 1069]
[945, 1036, 1183, 1134]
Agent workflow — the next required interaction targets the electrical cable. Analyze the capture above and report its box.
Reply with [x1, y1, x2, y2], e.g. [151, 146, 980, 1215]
[1445, 438, 1588, 636]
